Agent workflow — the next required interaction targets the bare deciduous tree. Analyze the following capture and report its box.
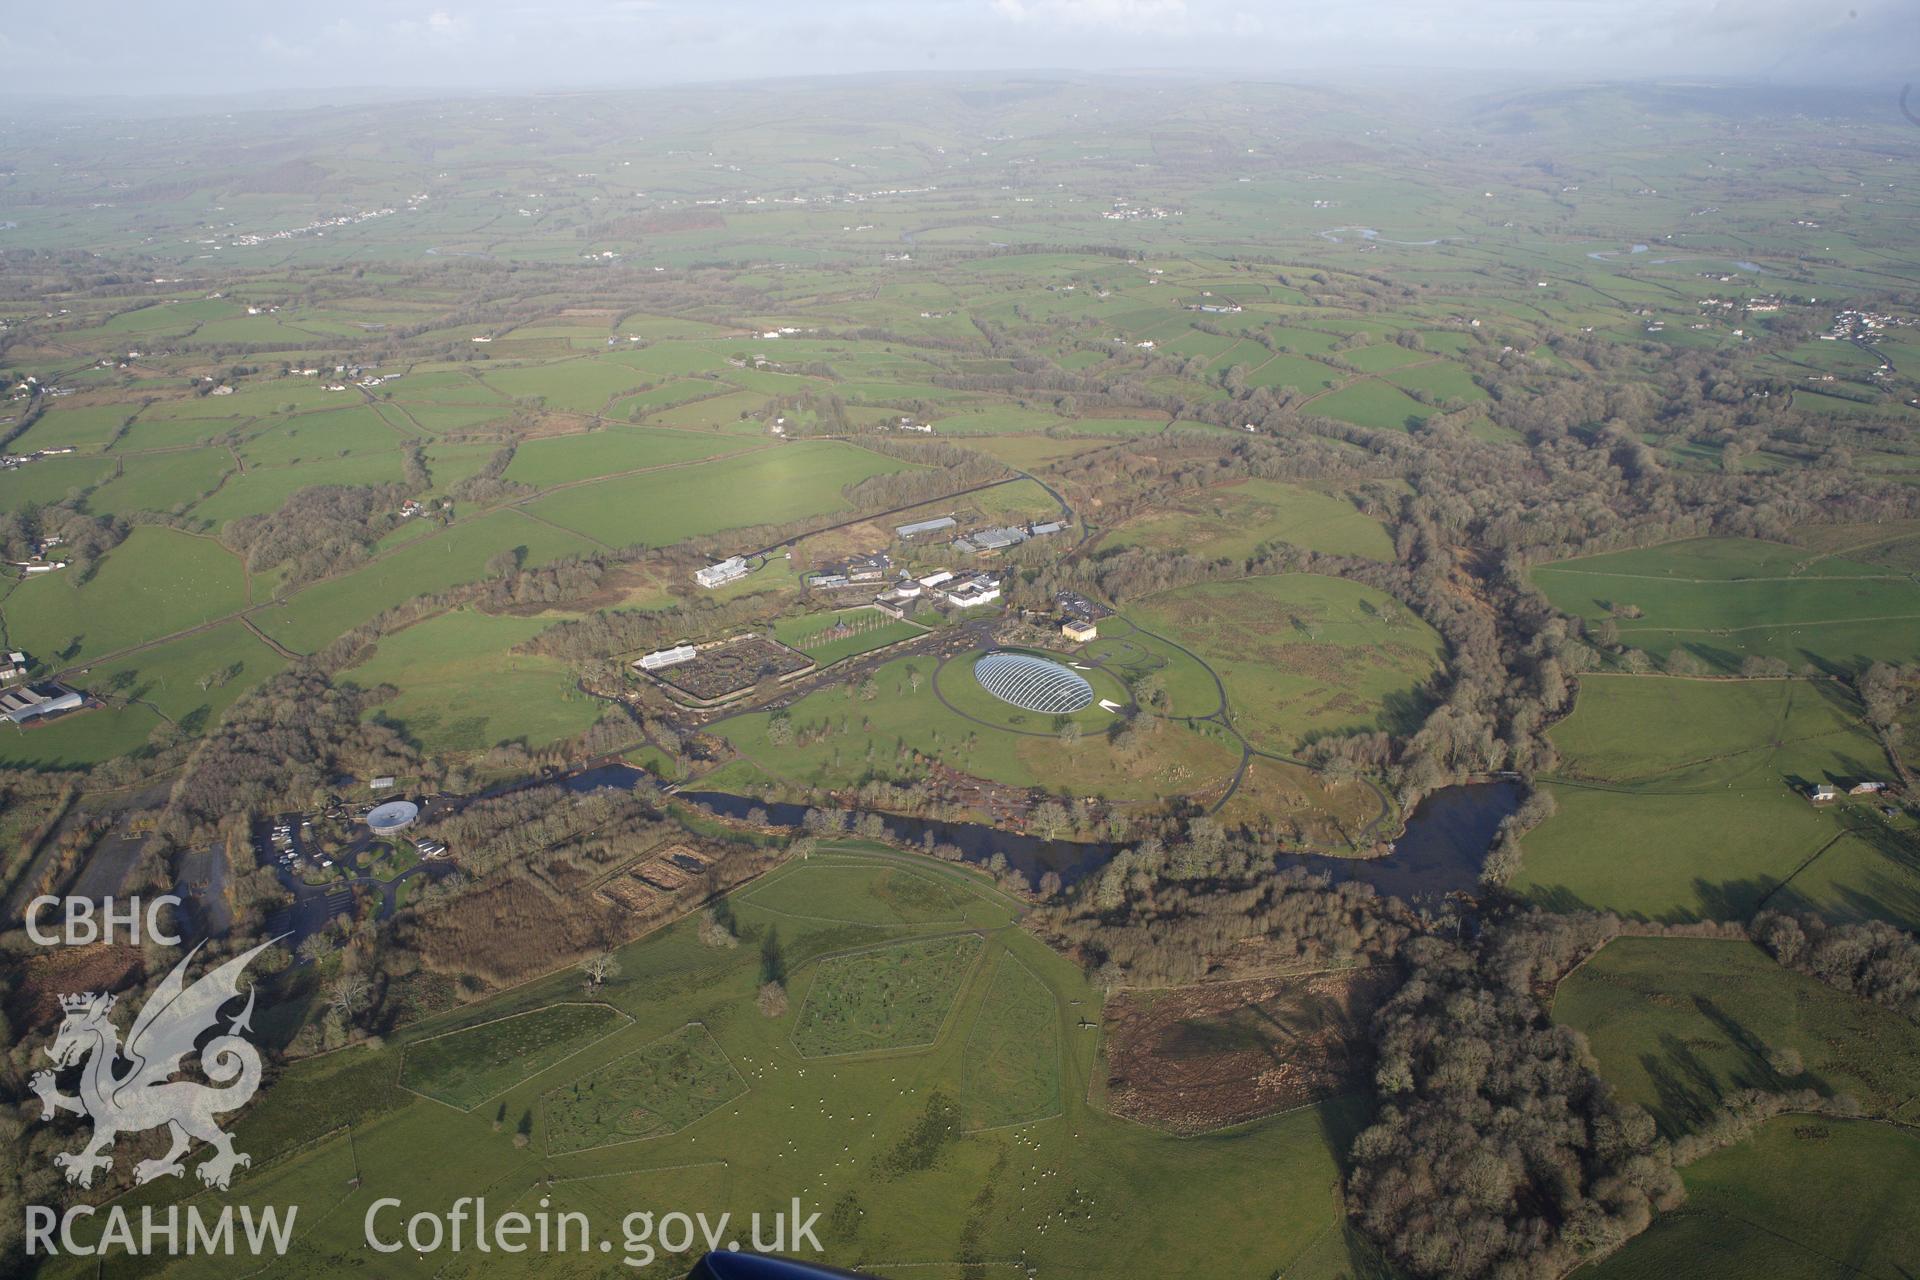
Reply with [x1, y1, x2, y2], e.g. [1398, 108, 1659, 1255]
[580, 951, 621, 991]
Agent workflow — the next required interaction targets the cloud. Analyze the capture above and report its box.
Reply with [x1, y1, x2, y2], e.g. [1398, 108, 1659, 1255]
[990, 0, 1188, 30]
[390, 8, 474, 43]
[3, 0, 1914, 95]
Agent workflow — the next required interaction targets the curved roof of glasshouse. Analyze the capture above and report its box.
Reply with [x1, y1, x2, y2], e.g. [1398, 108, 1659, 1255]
[973, 651, 1094, 714]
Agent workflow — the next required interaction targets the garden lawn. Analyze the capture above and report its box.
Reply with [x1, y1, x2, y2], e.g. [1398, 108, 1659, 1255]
[774, 609, 928, 667]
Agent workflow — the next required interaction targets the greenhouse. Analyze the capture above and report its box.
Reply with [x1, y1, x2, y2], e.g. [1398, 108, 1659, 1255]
[973, 651, 1094, 714]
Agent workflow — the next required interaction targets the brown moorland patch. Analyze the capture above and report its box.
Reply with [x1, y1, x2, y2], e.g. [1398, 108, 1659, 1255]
[1102, 968, 1391, 1134]
[12, 942, 144, 1032]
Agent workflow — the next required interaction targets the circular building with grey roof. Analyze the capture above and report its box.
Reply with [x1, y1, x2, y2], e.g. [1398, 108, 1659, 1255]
[366, 800, 420, 835]
[973, 652, 1094, 715]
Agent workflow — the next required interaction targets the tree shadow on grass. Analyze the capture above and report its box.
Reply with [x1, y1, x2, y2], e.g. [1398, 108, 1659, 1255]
[1312, 1093, 1400, 1280]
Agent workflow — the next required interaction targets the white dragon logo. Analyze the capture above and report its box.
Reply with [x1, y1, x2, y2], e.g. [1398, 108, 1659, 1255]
[31, 939, 276, 1192]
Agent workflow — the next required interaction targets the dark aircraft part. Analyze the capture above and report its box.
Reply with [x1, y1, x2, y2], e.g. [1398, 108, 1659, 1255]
[689, 1253, 882, 1279]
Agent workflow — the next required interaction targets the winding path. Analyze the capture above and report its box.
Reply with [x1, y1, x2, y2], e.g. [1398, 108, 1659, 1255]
[1111, 614, 1397, 849]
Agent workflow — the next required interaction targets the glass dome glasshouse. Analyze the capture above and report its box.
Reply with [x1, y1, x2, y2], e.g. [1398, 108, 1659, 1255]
[973, 651, 1095, 714]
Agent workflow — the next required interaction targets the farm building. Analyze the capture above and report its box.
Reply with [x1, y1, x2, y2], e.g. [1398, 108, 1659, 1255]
[695, 556, 750, 589]
[0, 682, 82, 725]
[954, 521, 1065, 555]
[896, 515, 957, 540]
[1809, 783, 1840, 804]
[1850, 781, 1888, 795]
[0, 651, 26, 684]
[918, 569, 955, 589]
[638, 644, 698, 671]
[1053, 591, 1108, 622]
[1062, 619, 1099, 643]
[845, 553, 891, 582]
[811, 553, 891, 588]
[874, 581, 923, 618]
[956, 525, 1029, 553]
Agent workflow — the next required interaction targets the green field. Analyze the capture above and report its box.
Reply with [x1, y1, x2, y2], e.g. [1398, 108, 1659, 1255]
[717, 651, 1240, 805]
[186, 453, 408, 525]
[0, 700, 161, 769]
[401, 1002, 633, 1111]
[1516, 675, 1920, 927]
[2, 526, 248, 666]
[502, 424, 749, 487]
[0, 455, 117, 511]
[741, 862, 966, 928]
[792, 933, 986, 1057]
[1584, 1117, 1920, 1279]
[773, 608, 928, 667]
[1532, 537, 1920, 673]
[254, 510, 598, 654]
[959, 952, 1062, 1129]
[1309, 379, 1432, 431]
[237, 405, 404, 468]
[341, 609, 604, 753]
[6, 402, 137, 452]
[85, 447, 233, 515]
[1102, 478, 1394, 562]
[1130, 574, 1445, 751]
[54, 847, 1368, 1278]
[1079, 620, 1225, 719]
[522, 442, 913, 548]
[1554, 936, 1920, 1134]
[481, 358, 653, 413]
[75, 618, 283, 726]
[543, 1023, 748, 1153]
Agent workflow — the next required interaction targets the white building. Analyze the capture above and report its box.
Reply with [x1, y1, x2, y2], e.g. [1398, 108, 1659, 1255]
[0, 683, 81, 725]
[695, 556, 750, 589]
[638, 644, 699, 671]
[945, 575, 1002, 609]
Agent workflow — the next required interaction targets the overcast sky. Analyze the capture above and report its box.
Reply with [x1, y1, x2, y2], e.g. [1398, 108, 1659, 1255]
[4, 0, 1912, 97]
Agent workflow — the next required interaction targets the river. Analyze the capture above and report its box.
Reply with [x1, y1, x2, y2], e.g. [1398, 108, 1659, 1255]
[565, 766, 1521, 904]
[1318, 227, 1446, 246]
